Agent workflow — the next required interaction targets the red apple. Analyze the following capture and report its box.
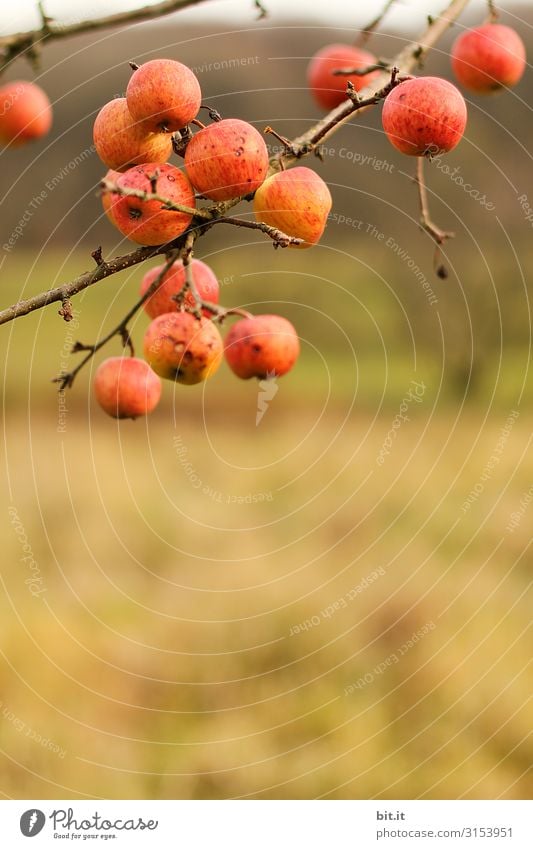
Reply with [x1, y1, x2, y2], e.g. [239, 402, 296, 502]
[451, 24, 526, 94]
[224, 314, 300, 379]
[140, 259, 219, 318]
[253, 166, 332, 248]
[93, 356, 161, 419]
[0, 81, 52, 145]
[126, 59, 201, 133]
[381, 76, 467, 156]
[111, 163, 195, 245]
[143, 312, 223, 384]
[101, 169, 122, 225]
[307, 43, 381, 110]
[93, 97, 172, 171]
[184, 118, 269, 201]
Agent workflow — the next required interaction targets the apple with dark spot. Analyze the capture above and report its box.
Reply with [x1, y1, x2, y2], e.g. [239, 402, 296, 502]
[111, 163, 195, 245]
[143, 312, 223, 384]
[184, 118, 269, 201]
[224, 314, 300, 379]
[381, 76, 467, 156]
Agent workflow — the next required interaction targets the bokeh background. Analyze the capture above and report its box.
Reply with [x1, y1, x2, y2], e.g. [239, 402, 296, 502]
[0, 0, 531, 799]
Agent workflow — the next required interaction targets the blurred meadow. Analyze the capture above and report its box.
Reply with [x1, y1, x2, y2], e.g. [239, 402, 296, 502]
[0, 1, 531, 799]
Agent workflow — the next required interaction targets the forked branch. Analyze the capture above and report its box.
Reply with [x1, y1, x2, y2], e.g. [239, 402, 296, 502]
[415, 157, 454, 279]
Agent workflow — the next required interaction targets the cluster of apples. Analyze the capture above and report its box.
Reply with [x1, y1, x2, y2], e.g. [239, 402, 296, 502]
[0, 80, 52, 145]
[93, 257, 300, 420]
[89, 18, 525, 420]
[308, 21, 526, 157]
[94, 58, 333, 248]
[91, 58, 333, 419]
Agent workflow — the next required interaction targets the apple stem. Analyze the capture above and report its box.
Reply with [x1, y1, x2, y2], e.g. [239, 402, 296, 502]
[264, 126, 297, 157]
[222, 308, 254, 321]
[191, 118, 206, 130]
[486, 1, 499, 23]
[171, 126, 193, 156]
[415, 156, 455, 279]
[199, 105, 222, 122]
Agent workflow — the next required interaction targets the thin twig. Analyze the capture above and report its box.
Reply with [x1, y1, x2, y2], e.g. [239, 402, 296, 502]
[356, 0, 397, 47]
[175, 248, 252, 320]
[52, 249, 183, 389]
[0, 0, 214, 71]
[332, 61, 390, 76]
[415, 157, 454, 279]
[211, 216, 303, 248]
[254, 0, 268, 19]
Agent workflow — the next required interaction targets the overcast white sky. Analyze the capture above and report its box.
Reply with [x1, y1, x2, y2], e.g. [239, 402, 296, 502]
[1, 0, 531, 35]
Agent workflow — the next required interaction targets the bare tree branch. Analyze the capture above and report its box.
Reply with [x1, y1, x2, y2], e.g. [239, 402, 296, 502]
[0, 0, 214, 70]
[281, 0, 472, 165]
[52, 247, 184, 389]
[356, 0, 398, 48]
[0, 243, 172, 326]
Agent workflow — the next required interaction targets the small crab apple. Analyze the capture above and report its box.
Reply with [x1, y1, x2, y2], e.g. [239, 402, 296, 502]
[224, 314, 300, 379]
[126, 59, 201, 133]
[143, 312, 223, 384]
[184, 118, 269, 201]
[307, 44, 381, 110]
[0, 81, 52, 145]
[140, 259, 220, 319]
[93, 98, 172, 171]
[381, 76, 467, 156]
[253, 166, 332, 248]
[451, 24, 526, 94]
[111, 163, 195, 246]
[93, 356, 162, 419]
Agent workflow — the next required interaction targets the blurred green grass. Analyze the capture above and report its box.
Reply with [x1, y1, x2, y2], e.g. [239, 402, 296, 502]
[1, 248, 530, 410]
[1, 401, 531, 798]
